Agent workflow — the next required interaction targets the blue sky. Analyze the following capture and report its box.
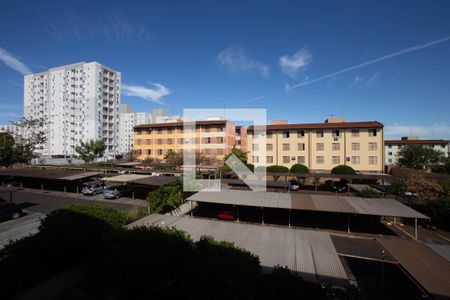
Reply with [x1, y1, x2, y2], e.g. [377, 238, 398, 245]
[1, 0, 450, 139]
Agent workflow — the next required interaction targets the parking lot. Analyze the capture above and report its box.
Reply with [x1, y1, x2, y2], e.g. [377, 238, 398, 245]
[0, 188, 148, 247]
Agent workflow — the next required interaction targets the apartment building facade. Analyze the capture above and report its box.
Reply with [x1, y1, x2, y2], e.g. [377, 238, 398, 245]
[235, 126, 248, 152]
[133, 120, 236, 161]
[118, 104, 152, 154]
[24, 62, 121, 158]
[247, 118, 384, 173]
[385, 137, 450, 165]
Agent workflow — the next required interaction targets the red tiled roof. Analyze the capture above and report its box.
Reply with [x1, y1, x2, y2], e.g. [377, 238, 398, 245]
[247, 121, 383, 131]
[134, 120, 227, 129]
[385, 139, 449, 145]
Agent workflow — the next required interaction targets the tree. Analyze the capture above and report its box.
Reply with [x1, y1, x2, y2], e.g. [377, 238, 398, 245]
[0, 118, 47, 166]
[164, 150, 183, 165]
[0, 132, 15, 167]
[405, 173, 443, 203]
[432, 157, 450, 174]
[290, 164, 309, 183]
[75, 139, 107, 164]
[267, 165, 289, 181]
[224, 146, 248, 163]
[397, 144, 443, 170]
[331, 165, 356, 175]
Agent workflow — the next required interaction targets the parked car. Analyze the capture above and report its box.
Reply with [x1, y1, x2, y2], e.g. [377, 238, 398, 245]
[103, 185, 131, 199]
[0, 198, 22, 221]
[82, 183, 105, 195]
[4, 180, 21, 188]
[289, 180, 300, 191]
[218, 210, 236, 220]
[331, 180, 348, 193]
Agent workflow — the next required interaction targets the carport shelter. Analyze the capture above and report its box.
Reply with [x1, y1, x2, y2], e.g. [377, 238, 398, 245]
[0, 168, 101, 193]
[187, 190, 429, 239]
[100, 174, 177, 187]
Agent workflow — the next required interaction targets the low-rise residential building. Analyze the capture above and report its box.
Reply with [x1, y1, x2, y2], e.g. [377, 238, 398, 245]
[247, 118, 384, 173]
[385, 137, 450, 165]
[235, 126, 247, 151]
[133, 120, 236, 161]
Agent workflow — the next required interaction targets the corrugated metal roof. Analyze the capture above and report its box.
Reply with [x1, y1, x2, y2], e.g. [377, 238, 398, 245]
[128, 215, 349, 286]
[247, 121, 383, 131]
[59, 172, 101, 180]
[188, 190, 428, 219]
[378, 237, 450, 299]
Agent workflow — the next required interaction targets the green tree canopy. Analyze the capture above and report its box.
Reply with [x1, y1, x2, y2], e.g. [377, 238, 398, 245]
[289, 163, 309, 183]
[75, 139, 107, 163]
[397, 144, 444, 170]
[0, 132, 15, 167]
[267, 165, 289, 181]
[331, 165, 356, 175]
[224, 146, 248, 163]
[164, 150, 183, 165]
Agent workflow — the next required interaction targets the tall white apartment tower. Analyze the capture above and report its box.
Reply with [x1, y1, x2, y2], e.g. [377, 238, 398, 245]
[24, 62, 121, 158]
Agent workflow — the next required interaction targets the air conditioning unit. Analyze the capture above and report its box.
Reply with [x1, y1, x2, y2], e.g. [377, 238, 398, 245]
[346, 157, 351, 162]
[333, 136, 340, 141]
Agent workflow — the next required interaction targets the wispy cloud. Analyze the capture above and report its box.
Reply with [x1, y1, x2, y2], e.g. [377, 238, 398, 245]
[279, 48, 311, 78]
[122, 82, 171, 104]
[385, 123, 450, 139]
[0, 47, 32, 75]
[217, 47, 269, 77]
[350, 73, 380, 88]
[286, 35, 450, 91]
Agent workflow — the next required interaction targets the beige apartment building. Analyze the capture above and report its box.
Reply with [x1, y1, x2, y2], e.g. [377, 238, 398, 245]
[247, 118, 384, 173]
[133, 120, 236, 161]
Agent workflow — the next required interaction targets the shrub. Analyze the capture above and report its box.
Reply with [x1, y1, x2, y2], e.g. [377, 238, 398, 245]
[0, 205, 123, 298]
[64, 203, 129, 228]
[357, 188, 382, 198]
[147, 184, 182, 214]
[331, 165, 356, 175]
[246, 163, 255, 172]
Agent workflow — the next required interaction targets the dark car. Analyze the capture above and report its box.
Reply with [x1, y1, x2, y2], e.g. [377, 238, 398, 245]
[103, 185, 132, 199]
[4, 180, 21, 188]
[0, 198, 22, 221]
[331, 180, 348, 193]
[289, 180, 300, 191]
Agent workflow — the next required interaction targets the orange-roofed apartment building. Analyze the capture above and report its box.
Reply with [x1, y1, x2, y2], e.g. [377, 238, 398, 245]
[133, 120, 236, 161]
[247, 118, 384, 173]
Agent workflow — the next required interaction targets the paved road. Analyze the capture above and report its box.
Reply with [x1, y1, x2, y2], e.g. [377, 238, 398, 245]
[0, 189, 147, 247]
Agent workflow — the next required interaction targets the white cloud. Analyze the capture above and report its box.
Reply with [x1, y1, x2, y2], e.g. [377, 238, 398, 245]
[217, 47, 269, 77]
[350, 73, 379, 88]
[122, 82, 171, 104]
[385, 123, 450, 139]
[279, 48, 312, 78]
[0, 47, 32, 75]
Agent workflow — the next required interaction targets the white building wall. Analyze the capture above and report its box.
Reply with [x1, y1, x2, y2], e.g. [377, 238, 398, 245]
[385, 143, 450, 165]
[118, 107, 152, 154]
[24, 62, 121, 158]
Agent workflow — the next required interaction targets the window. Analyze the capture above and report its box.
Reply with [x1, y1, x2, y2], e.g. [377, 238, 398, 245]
[216, 127, 223, 132]
[316, 143, 324, 151]
[369, 142, 377, 150]
[283, 143, 290, 151]
[252, 156, 259, 163]
[388, 158, 392, 163]
[266, 143, 273, 151]
[351, 156, 360, 164]
[298, 143, 305, 151]
[332, 156, 340, 164]
[442, 145, 446, 149]
[388, 152, 393, 155]
[297, 130, 305, 138]
[252, 144, 259, 151]
[297, 156, 305, 164]
[217, 137, 224, 143]
[332, 143, 340, 151]
[316, 130, 324, 138]
[282, 131, 290, 138]
[283, 156, 290, 164]
[217, 149, 224, 155]
[267, 131, 273, 138]
[167, 138, 173, 145]
[351, 143, 360, 151]
[266, 156, 273, 164]
[332, 130, 340, 137]
[388, 145, 392, 148]
[157, 138, 163, 145]
[351, 129, 359, 137]
[369, 156, 378, 165]
[316, 156, 324, 164]
[157, 149, 163, 155]
[369, 128, 377, 137]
